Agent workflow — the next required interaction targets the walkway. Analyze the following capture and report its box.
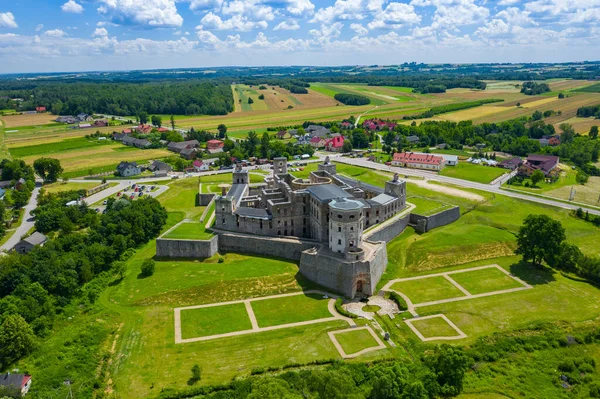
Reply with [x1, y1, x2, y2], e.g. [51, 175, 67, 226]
[173, 290, 356, 344]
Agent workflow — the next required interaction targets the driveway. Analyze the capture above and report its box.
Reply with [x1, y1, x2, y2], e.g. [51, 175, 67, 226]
[1, 186, 40, 252]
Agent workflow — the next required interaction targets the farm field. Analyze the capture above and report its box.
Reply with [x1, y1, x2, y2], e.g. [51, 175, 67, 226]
[439, 162, 507, 184]
[1, 113, 57, 127]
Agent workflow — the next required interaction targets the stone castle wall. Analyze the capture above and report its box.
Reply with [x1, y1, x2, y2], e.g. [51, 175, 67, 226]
[156, 235, 219, 259]
[363, 214, 410, 243]
[410, 206, 460, 233]
[217, 231, 318, 261]
[197, 193, 215, 206]
[299, 242, 387, 297]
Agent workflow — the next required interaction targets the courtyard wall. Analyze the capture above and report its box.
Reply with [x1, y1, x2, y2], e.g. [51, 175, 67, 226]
[409, 206, 460, 233]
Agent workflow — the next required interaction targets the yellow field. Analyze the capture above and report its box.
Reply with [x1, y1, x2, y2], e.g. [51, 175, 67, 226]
[20, 145, 170, 173]
[431, 104, 511, 122]
[545, 177, 600, 207]
[5, 125, 129, 147]
[553, 117, 599, 134]
[2, 113, 57, 127]
[520, 97, 559, 108]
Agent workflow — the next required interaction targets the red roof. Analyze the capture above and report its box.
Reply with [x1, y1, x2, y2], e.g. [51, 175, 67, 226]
[392, 152, 443, 165]
[193, 160, 203, 167]
[207, 139, 224, 149]
[136, 124, 153, 134]
[310, 136, 324, 143]
[157, 127, 169, 132]
[36, 106, 46, 112]
[326, 136, 344, 148]
[122, 129, 132, 134]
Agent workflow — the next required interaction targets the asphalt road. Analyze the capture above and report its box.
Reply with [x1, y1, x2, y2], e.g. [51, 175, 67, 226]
[0, 186, 41, 253]
[334, 155, 600, 216]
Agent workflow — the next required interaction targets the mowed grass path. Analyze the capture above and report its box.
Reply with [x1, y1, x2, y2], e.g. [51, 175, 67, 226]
[439, 162, 506, 184]
[335, 329, 381, 355]
[449, 267, 524, 295]
[180, 303, 252, 339]
[391, 276, 466, 304]
[410, 316, 460, 338]
[251, 293, 333, 327]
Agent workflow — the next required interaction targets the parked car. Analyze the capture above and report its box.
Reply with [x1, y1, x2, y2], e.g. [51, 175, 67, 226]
[116, 192, 121, 197]
[102, 200, 107, 205]
[138, 192, 144, 197]
[130, 195, 135, 199]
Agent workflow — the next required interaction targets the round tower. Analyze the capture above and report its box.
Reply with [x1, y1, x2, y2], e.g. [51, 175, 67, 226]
[328, 198, 364, 254]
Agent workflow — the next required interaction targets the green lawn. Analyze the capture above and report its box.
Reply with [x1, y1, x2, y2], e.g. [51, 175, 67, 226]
[180, 303, 252, 339]
[164, 222, 214, 240]
[449, 267, 525, 295]
[251, 293, 333, 327]
[408, 196, 453, 215]
[439, 162, 506, 184]
[410, 316, 460, 338]
[334, 328, 381, 355]
[43, 181, 98, 194]
[390, 276, 466, 304]
[10, 136, 114, 157]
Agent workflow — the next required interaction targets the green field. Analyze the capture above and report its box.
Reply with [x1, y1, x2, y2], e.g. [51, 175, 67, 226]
[164, 222, 214, 240]
[251, 293, 332, 327]
[575, 82, 600, 93]
[180, 303, 252, 339]
[408, 196, 453, 215]
[10, 136, 114, 157]
[410, 316, 460, 338]
[334, 328, 381, 355]
[390, 276, 466, 304]
[439, 162, 506, 184]
[310, 83, 387, 106]
[43, 181, 101, 194]
[449, 267, 524, 295]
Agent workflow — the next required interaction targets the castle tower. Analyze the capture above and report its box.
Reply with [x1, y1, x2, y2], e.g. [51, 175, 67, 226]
[233, 163, 249, 184]
[273, 157, 287, 175]
[385, 173, 406, 207]
[328, 198, 364, 254]
[318, 156, 337, 175]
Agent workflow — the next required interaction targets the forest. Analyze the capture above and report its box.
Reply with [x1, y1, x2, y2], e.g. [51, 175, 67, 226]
[0, 81, 234, 116]
[520, 81, 551, 95]
[0, 196, 167, 375]
[577, 104, 600, 118]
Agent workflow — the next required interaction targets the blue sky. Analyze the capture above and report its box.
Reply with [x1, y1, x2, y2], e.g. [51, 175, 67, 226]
[0, 0, 598, 73]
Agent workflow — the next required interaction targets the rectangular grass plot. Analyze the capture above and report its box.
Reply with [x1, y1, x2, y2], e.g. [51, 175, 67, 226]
[449, 267, 525, 295]
[251, 293, 332, 328]
[334, 328, 381, 356]
[390, 276, 466, 304]
[180, 303, 252, 339]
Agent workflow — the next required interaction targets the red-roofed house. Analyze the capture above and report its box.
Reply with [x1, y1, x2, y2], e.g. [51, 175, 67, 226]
[340, 121, 353, 129]
[392, 152, 445, 171]
[157, 127, 169, 133]
[122, 128, 132, 134]
[276, 130, 291, 139]
[193, 160, 210, 171]
[310, 136, 326, 148]
[35, 106, 46, 113]
[207, 139, 224, 150]
[136, 124, 153, 134]
[0, 373, 32, 396]
[325, 136, 345, 152]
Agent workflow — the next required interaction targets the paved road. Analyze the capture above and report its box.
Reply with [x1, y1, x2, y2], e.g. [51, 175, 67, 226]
[335, 155, 600, 216]
[1, 186, 40, 252]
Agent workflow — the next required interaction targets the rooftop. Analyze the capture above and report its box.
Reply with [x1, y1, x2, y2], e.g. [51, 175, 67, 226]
[329, 198, 365, 211]
[236, 207, 271, 219]
[306, 184, 353, 203]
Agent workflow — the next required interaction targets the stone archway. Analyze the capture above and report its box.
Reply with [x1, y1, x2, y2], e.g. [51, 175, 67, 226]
[356, 280, 364, 294]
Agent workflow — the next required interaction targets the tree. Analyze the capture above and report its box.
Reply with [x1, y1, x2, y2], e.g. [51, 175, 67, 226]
[112, 261, 126, 280]
[223, 139, 235, 153]
[151, 115, 162, 128]
[217, 124, 227, 139]
[260, 132, 271, 158]
[558, 92, 565, 99]
[189, 364, 202, 385]
[424, 344, 470, 397]
[170, 114, 176, 131]
[532, 110, 543, 121]
[0, 314, 35, 366]
[559, 123, 575, 143]
[141, 259, 155, 276]
[590, 126, 599, 140]
[248, 97, 254, 104]
[530, 170, 544, 187]
[258, 94, 265, 100]
[342, 140, 353, 153]
[516, 214, 566, 266]
[138, 111, 149, 124]
[33, 158, 63, 183]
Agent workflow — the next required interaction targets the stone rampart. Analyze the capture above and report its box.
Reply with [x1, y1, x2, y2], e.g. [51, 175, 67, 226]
[156, 235, 218, 259]
[197, 193, 215, 206]
[217, 231, 318, 261]
[363, 214, 410, 243]
[409, 206, 460, 233]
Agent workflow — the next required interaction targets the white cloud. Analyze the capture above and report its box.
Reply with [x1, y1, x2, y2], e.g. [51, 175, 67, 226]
[35, 24, 44, 32]
[0, 12, 18, 29]
[368, 2, 421, 29]
[274, 20, 300, 30]
[411, 0, 489, 29]
[350, 23, 368, 35]
[311, 0, 370, 23]
[93, 28, 109, 37]
[221, 0, 275, 21]
[309, 22, 343, 44]
[498, 0, 520, 5]
[189, 0, 224, 12]
[61, 0, 84, 14]
[45, 29, 67, 37]
[199, 12, 268, 31]
[98, 0, 183, 28]
[496, 7, 537, 26]
[280, 0, 315, 15]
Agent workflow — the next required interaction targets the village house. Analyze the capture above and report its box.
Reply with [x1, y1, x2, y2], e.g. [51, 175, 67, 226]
[157, 127, 170, 133]
[310, 136, 326, 148]
[133, 138, 151, 149]
[497, 157, 523, 170]
[193, 159, 210, 171]
[55, 115, 78, 124]
[94, 119, 108, 127]
[311, 128, 331, 138]
[340, 121, 353, 129]
[180, 148, 198, 160]
[122, 136, 136, 146]
[168, 140, 200, 154]
[77, 113, 93, 122]
[363, 119, 397, 131]
[406, 135, 420, 145]
[325, 135, 345, 152]
[135, 124, 153, 134]
[276, 130, 291, 139]
[14, 232, 48, 254]
[116, 161, 141, 177]
[518, 154, 560, 178]
[149, 160, 172, 173]
[392, 152, 445, 171]
[112, 133, 126, 141]
[35, 106, 46, 113]
[206, 139, 224, 154]
[122, 128, 133, 134]
[0, 373, 32, 396]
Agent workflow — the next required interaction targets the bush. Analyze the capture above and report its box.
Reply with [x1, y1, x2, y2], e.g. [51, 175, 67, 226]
[334, 297, 358, 318]
[559, 359, 576, 372]
[388, 291, 408, 311]
[141, 259, 155, 276]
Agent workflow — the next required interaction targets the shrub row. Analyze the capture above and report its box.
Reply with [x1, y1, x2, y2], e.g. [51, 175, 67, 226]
[334, 297, 358, 318]
[388, 291, 408, 311]
[404, 99, 504, 119]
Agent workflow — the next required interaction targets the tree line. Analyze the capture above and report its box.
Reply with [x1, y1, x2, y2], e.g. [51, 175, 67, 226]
[403, 99, 504, 120]
[520, 81, 551, 95]
[334, 93, 371, 105]
[577, 104, 600, 118]
[0, 81, 234, 116]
